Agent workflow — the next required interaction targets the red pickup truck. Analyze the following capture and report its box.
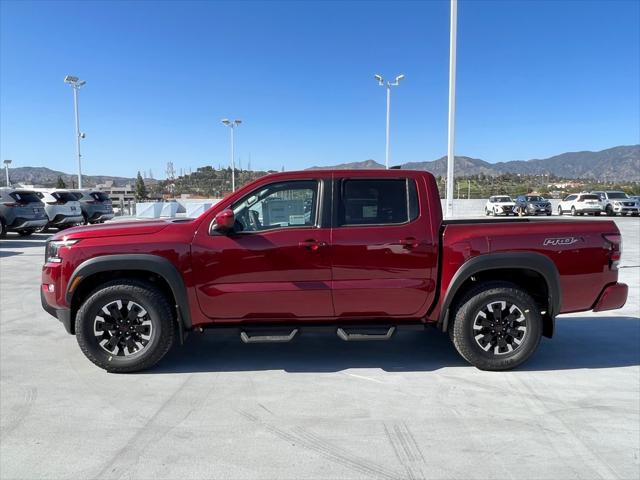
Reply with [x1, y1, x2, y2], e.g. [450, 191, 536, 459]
[41, 170, 628, 373]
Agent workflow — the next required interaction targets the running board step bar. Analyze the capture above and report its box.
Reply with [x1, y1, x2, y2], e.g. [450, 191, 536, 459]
[337, 326, 396, 341]
[240, 329, 298, 344]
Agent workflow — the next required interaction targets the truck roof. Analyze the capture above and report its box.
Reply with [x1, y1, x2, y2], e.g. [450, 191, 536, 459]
[260, 169, 435, 180]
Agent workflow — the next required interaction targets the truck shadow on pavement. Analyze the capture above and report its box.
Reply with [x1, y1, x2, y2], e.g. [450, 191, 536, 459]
[154, 316, 640, 374]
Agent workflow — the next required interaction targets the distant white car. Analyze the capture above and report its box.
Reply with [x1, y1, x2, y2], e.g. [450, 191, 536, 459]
[35, 189, 84, 230]
[485, 195, 516, 216]
[557, 193, 603, 216]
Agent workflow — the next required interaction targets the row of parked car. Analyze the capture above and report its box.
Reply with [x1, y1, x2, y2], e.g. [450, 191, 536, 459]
[0, 187, 114, 237]
[485, 190, 640, 216]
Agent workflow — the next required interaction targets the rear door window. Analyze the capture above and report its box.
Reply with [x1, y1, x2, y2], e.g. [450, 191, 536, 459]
[338, 178, 418, 226]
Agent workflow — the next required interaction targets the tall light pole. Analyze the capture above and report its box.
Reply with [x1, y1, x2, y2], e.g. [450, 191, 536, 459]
[374, 74, 405, 169]
[221, 119, 242, 191]
[3, 159, 11, 187]
[445, 0, 458, 218]
[64, 75, 86, 189]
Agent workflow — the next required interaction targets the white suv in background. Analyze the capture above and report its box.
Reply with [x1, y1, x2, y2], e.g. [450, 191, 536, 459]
[484, 195, 516, 216]
[557, 193, 603, 216]
[35, 189, 84, 230]
[591, 191, 639, 216]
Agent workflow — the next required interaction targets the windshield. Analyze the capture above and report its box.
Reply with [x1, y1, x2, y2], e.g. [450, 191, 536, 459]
[493, 196, 512, 202]
[607, 192, 628, 199]
[525, 196, 544, 202]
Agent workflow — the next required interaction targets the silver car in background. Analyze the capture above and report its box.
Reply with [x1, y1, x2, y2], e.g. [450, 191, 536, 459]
[0, 188, 48, 237]
[69, 190, 114, 224]
[592, 190, 639, 216]
[35, 189, 84, 231]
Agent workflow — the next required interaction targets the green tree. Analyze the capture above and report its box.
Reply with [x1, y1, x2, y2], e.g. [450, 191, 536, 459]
[135, 171, 148, 200]
[56, 176, 66, 189]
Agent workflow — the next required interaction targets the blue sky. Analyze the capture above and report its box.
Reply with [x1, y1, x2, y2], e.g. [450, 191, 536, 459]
[1, 0, 639, 178]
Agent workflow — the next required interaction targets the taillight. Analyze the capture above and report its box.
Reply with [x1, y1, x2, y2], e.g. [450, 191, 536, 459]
[603, 233, 622, 268]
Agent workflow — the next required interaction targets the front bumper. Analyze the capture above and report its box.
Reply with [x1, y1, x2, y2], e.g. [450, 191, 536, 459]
[612, 206, 639, 214]
[528, 207, 552, 215]
[593, 282, 628, 312]
[41, 288, 73, 334]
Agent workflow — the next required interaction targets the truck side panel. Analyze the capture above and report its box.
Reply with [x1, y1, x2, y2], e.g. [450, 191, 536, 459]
[436, 220, 619, 318]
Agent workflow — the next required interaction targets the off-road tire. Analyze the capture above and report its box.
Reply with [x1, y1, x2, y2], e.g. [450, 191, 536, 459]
[75, 280, 176, 373]
[449, 281, 542, 371]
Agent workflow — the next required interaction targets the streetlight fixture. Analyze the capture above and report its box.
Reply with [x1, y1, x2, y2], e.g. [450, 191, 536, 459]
[3, 159, 11, 187]
[64, 75, 87, 189]
[374, 74, 405, 169]
[221, 119, 242, 191]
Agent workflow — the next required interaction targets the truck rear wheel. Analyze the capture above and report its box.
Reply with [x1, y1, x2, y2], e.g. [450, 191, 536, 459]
[449, 281, 542, 371]
[75, 280, 176, 373]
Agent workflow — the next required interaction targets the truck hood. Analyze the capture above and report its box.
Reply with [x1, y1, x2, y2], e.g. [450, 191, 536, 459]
[51, 219, 172, 241]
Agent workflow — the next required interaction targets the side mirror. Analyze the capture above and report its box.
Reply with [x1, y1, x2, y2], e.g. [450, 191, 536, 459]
[212, 209, 235, 233]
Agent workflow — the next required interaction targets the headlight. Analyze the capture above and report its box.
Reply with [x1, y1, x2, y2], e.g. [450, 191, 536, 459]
[45, 239, 79, 263]
[614, 201, 621, 206]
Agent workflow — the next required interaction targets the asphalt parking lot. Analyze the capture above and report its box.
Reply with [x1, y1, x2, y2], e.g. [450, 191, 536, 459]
[1, 216, 639, 480]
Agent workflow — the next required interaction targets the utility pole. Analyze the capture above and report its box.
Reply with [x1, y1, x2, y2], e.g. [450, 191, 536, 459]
[3, 159, 12, 187]
[445, 0, 458, 217]
[64, 75, 87, 189]
[221, 119, 242, 191]
[374, 74, 405, 169]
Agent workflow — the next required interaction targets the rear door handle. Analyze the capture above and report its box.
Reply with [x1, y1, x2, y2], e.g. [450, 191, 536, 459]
[396, 237, 419, 249]
[298, 239, 326, 251]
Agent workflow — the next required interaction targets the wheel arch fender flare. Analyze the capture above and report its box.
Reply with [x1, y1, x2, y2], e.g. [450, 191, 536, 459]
[66, 254, 192, 330]
[439, 252, 561, 335]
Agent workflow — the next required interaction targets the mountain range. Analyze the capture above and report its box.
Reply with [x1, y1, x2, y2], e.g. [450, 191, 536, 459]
[6, 145, 639, 187]
[309, 145, 640, 181]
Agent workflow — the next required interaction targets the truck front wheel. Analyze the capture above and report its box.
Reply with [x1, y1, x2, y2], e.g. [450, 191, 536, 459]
[449, 281, 542, 371]
[75, 280, 176, 373]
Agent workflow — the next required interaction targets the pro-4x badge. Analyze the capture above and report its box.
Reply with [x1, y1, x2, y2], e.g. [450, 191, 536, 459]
[543, 237, 580, 246]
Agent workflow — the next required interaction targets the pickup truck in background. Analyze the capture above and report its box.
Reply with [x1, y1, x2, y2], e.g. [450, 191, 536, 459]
[41, 170, 628, 373]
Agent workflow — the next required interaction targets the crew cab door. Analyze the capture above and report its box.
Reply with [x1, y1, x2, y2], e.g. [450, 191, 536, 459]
[330, 174, 438, 318]
[191, 178, 333, 321]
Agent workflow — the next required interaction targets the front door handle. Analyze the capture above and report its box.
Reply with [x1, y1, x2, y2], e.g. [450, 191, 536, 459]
[299, 239, 326, 252]
[396, 237, 419, 249]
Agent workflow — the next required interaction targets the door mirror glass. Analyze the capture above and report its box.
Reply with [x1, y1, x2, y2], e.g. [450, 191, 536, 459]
[212, 209, 235, 233]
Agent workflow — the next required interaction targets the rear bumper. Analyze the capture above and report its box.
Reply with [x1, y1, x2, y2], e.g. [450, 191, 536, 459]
[593, 282, 628, 312]
[40, 288, 73, 334]
[89, 212, 114, 222]
[11, 218, 48, 229]
[50, 215, 84, 226]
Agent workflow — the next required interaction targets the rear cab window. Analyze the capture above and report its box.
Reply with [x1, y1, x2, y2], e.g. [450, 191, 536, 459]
[338, 178, 418, 226]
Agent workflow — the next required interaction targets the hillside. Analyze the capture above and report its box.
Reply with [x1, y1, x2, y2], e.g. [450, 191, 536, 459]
[6, 166, 140, 188]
